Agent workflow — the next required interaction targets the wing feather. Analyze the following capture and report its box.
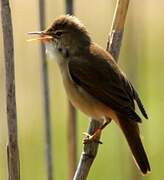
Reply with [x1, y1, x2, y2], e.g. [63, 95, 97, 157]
[68, 45, 143, 122]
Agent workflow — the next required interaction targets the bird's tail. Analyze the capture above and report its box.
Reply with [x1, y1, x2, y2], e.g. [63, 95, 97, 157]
[116, 113, 151, 174]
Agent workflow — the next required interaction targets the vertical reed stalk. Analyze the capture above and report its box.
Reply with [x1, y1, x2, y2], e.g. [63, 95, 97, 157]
[39, 0, 53, 179]
[0, 0, 20, 179]
[65, 1, 77, 180]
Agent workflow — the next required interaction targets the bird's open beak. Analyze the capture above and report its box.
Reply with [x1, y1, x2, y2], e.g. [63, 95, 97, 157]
[27, 31, 53, 42]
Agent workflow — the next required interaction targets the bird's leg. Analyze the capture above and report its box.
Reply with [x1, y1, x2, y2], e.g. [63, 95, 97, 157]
[83, 118, 111, 144]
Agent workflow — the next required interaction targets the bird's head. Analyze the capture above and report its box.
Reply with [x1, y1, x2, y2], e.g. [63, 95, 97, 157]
[28, 15, 91, 57]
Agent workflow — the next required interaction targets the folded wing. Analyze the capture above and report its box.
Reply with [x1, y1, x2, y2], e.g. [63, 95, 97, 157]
[68, 44, 147, 122]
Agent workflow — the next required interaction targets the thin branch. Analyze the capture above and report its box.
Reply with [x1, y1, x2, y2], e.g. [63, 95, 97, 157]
[65, 1, 77, 180]
[38, 0, 54, 180]
[67, 102, 77, 180]
[107, 0, 129, 60]
[65, 0, 74, 15]
[73, 120, 101, 180]
[73, 0, 130, 179]
[0, 0, 20, 180]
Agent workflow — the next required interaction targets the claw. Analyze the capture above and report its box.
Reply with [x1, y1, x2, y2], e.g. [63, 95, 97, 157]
[82, 132, 103, 144]
[82, 132, 91, 137]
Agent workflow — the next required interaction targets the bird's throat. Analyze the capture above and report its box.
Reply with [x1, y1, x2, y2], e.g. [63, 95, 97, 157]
[45, 42, 69, 68]
[45, 42, 59, 58]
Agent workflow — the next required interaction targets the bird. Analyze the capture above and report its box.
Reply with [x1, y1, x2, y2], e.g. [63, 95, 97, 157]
[28, 15, 151, 174]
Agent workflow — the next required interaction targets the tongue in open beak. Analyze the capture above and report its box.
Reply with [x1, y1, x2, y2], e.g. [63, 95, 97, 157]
[27, 31, 53, 42]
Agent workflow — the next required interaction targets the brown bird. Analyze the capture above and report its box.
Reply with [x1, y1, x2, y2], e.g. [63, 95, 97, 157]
[28, 15, 151, 174]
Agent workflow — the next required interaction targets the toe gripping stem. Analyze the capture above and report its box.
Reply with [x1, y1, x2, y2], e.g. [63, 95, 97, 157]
[83, 118, 111, 144]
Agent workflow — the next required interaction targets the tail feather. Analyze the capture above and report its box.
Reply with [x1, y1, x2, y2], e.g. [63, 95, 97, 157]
[134, 91, 148, 119]
[117, 114, 151, 174]
[130, 84, 148, 119]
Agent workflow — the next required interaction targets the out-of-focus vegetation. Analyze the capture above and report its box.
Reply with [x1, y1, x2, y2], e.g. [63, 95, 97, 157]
[0, 0, 164, 179]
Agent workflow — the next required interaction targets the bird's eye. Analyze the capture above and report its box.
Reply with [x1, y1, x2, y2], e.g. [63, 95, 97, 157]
[55, 31, 63, 37]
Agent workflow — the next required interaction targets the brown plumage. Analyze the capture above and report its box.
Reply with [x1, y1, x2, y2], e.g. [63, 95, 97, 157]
[68, 42, 150, 174]
[117, 113, 150, 174]
[30, 15, 151, 175]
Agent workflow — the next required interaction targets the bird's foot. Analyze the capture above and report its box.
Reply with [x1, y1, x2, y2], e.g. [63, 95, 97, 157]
[82, 129, 102, 144]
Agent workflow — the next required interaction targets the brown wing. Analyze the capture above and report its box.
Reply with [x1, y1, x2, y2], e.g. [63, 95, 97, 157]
[68, 46, 144, 122]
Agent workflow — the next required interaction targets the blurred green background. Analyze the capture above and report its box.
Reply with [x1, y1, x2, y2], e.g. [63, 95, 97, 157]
[0, 0, 164, 179]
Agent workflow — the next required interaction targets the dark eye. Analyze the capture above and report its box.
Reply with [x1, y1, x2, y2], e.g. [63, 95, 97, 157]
[55, 31, 63, 37]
